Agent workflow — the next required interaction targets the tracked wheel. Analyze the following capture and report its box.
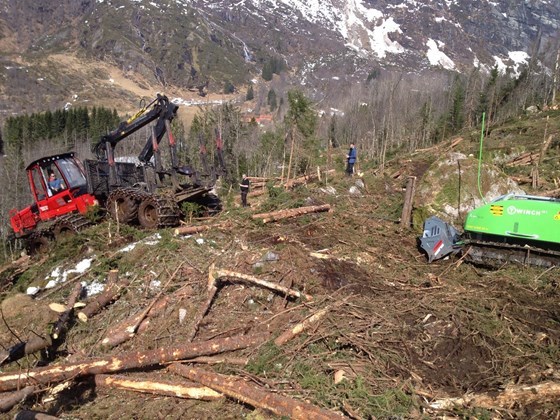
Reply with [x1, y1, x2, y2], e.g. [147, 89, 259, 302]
[26, 233, 51, 255]
[107, 189, 139, 224]
[138, 196, 180, 229]
[52, 214, 92, 240]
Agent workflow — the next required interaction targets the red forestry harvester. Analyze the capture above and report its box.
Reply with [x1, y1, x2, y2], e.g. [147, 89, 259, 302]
[9, 94, 224, 253]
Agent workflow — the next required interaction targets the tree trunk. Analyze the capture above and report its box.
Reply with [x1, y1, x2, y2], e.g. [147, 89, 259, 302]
[101, 265, 188, 348]
[0, 332, 270, 392]
[100, 296, 170, 348]
[13, 411, 59, 420]
[275, 306, 332, 346]
[400, 176, 416, 228]
[51, 282, 82, 340]
[252, 204, 331, 224]
[168, 364, 345, 419]
[0, 283, 81, 365]
[431, 381, 560, 410]
[78, 270, 126, 322]
[0, 385, 36, 413]
[94, 374, 223, 400]
[210, 264, 312, 301]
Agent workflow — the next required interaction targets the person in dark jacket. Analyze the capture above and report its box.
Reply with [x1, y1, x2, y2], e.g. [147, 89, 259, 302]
[239, 174, 250, 207]
[346, 143, 357, 176]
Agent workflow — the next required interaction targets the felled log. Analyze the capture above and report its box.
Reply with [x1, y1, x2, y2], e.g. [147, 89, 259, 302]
[0, 332, 270, 392]
[274, 306, 332, 346]
[210, 264, 313, 301]
[505, 152, 539, 167]
[0, 385, 36, 413]
[188, 266, 220, 341]
[252, 204, 331, 224]
[190, 263, 312, 341]
[0, 283, 81, 365]
[94, 374, 223, 401]
[541, 188, 560, 197]
[100, 295, 170, 348]
[13, 411, 58, 420]
[284, 170, 335, 189]
[0, 336, 51, 366]
[51, 282, 82, 340]
[430, 381, 560, 410]
[169, 364, 345, 419]
[187, 356, 249, 366]
[0, 255, 32, 289]
[101, 265, 189, 348]
[174, 222, 230, 236]
[510, 175, 533, 185]
[78, 270, 126, 322]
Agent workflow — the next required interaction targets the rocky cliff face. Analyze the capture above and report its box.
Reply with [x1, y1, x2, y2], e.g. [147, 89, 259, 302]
[0, 0, 558, 116]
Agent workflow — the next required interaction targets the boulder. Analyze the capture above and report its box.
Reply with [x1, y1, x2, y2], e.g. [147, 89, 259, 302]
[413, 152, 524, 230]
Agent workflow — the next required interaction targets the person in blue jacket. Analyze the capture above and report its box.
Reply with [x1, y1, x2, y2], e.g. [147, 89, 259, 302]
[346, 143, 357, 176]
[48, 172, 65, 193]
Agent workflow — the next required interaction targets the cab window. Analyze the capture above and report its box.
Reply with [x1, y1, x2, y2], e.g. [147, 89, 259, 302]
[30, 167, 48, 200]
[57, 157, 87, 189]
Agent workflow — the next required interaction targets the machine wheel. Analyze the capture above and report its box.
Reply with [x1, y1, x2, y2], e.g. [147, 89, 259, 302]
[138, 198, 159, 229]
[52, 214, 92, 240]
[26, 234, 51, 255]
[107, 190, 139, 224]
[52, 224, 73, 240]
[138, 196, 180, 229]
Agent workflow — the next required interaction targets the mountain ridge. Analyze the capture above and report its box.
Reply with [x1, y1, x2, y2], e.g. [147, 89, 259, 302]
[0, 0, 558, 118]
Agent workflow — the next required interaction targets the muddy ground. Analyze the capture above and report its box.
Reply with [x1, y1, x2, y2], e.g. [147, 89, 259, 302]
[0, 157, 559, 419]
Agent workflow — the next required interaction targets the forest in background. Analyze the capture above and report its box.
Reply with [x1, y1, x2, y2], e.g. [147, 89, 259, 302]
[0, 54, 558, 261]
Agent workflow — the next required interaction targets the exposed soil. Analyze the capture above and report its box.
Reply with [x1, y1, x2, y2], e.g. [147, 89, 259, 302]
[0, 146, 559, 419]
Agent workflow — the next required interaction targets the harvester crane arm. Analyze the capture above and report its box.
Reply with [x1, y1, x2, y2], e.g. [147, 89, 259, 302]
[92, 94, 178, 164]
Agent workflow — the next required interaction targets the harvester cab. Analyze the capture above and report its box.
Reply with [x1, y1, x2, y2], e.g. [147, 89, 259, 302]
[9, 153, 98, 251]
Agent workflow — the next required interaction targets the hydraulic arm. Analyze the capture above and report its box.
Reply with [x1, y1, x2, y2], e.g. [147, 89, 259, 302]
[93, 94, 178, 162]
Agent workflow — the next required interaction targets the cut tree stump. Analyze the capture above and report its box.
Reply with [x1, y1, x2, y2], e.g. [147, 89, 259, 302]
[400, 176, 416, 228]
[252, 204, 331, 224]
[94, 374, 223, 400]
[0, 332, 270, 392]
[169, 364, 345, 419]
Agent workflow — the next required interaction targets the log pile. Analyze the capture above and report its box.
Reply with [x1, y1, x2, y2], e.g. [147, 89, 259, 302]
[505, 151, 540, 167]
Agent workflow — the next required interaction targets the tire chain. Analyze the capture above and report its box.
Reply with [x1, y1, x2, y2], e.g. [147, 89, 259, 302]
[53, 213, 92, 233]
[142, 195, 181, 227]
[107, 187, 145, 223]
[111, 187, 181, 228]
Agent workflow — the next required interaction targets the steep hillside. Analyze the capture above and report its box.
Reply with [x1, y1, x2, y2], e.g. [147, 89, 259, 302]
[0, 0, 558, 118]
[0, 109, 559, 419]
